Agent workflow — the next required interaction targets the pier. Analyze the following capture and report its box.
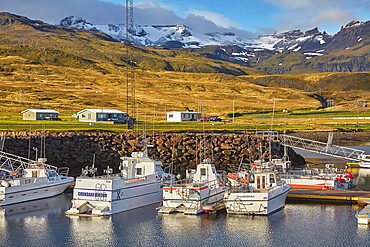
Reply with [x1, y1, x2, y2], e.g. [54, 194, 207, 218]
[356, 205, 370, 225]
[287, 188, 370, 205]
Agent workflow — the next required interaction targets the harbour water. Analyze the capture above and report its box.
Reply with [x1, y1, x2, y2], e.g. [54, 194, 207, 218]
[0, 145, 369, 246]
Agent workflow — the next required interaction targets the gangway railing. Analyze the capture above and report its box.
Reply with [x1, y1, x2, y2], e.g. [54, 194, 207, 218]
[280, 134, 365, 161]
[254, 131, 366, 162]
[0, 150, 58, 173]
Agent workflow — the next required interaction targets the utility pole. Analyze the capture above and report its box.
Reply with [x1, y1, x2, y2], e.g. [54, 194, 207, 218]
[126, 0, 135, 127]
[233, 100, 235, 122]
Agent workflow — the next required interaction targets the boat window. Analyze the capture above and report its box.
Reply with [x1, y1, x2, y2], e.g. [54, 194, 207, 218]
[155, 166, 164, 174]
[276, 174, 281, 181]
[270, 174, 275, 184]
[136, 168, 142, 176]
[249, 174, 255, 183]
[262, 176, 266, 188]
[32, 171, 37, 178]
[257, 176, 261, 189]
[201, 168, 206, 176]
[47, 170, 58, 177]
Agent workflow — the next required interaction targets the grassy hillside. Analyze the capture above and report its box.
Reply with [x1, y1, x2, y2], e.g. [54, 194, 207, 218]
[0, 12, 368, 125]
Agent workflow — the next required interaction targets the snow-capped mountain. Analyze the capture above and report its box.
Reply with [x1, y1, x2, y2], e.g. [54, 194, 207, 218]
[59, 16, 368, 56]
[59, 16, 254, 48]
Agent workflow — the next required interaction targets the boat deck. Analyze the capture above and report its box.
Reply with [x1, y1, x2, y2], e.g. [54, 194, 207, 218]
[287, 188, 370, 205]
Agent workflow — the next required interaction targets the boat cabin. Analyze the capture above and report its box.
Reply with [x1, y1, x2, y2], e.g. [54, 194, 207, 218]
[120, 151, 165, 179]
[248, 171, 281, 190]
[358, 154, 370, 162]
[186, 159, 219, 184]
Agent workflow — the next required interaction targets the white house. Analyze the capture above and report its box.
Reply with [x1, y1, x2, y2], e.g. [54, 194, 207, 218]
[21, 109, 59, 120]
[166, 111, 201, 122]
[77, 109, 127, 122]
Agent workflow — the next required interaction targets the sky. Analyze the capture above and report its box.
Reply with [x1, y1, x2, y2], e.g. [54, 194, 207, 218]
[0, 0, 369, 36]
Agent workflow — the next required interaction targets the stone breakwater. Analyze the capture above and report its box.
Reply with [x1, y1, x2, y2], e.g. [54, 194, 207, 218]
[3, 132, 305, 177]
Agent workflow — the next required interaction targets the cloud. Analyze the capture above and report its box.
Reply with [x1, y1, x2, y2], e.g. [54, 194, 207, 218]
[0, 0, 254, 38]
[266, 0, 367, 32]
[188, 10, 237, 28]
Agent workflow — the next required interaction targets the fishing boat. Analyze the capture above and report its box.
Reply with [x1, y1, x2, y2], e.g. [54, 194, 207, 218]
[66, 149, 172, 216]
[158, 159, 226, 215]
[358, 154, 370, 169]
[0, 152, 74, 206]
[280, 164, 356, 190]
[224, 169, 291, 215]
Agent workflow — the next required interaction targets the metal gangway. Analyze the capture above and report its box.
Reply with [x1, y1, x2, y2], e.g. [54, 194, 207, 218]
[255, 131, 366, 162]
[0, 150, 59, 174]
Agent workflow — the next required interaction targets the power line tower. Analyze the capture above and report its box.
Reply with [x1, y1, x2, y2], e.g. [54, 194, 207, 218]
[126, 0, 135, 127]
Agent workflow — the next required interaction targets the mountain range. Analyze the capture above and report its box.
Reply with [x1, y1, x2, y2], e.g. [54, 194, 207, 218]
[60, 16, 368, 53]
[59, 16, 369, 73]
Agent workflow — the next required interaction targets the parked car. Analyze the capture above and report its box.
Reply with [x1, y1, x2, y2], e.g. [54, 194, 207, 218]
[208, 116, 222, 122]
[197, 117, 209, 122]
[48, 117, 62, 121]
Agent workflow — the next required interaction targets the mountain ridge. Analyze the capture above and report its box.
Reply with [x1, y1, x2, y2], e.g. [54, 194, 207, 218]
[59, 15, 368, 54]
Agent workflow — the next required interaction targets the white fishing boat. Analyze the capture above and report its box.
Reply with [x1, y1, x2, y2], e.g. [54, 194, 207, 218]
[158, 159, 226, 215]
[0, 152, 73, 206]
[224, 170, 291, 215]
[280, 164, 356, 190]
[358, 154, 370, 169]
[66, 149, 172, 216]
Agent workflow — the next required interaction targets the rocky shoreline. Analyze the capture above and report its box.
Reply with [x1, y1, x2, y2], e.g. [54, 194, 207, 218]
[2, 132, 306, 177]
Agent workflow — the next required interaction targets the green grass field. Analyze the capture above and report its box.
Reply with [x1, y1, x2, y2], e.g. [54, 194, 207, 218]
[0, 108, 368, 133]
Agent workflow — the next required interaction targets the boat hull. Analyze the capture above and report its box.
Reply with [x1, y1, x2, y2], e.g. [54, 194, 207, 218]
[285, 178, 334, 189]
[225, 185, 291, 215]
[66, 177, 163, 216]
[0, 178, 74, 206]
[359, 162, 370, 169]
[159, 185, 226, 215]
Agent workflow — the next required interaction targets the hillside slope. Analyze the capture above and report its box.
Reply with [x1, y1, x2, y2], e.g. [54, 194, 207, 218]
[0, 13, 368, 118]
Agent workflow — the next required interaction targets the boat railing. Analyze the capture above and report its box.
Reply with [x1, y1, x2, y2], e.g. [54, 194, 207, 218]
[57, 167, 70, 176]
[169, 178, 222, 189]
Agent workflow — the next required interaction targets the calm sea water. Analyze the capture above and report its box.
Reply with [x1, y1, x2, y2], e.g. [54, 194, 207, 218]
[0, 145, 369, 247]
[0, 194, 369, 247]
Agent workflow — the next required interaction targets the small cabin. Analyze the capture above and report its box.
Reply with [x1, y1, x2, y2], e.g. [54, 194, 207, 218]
[190, 160, 218, 183]
[248, 171, 281, 190]
[166, 111, 201, 122]
[120, 151, 164, 179]
[21, 109, 59, 120]
[77, 109, 127, 123]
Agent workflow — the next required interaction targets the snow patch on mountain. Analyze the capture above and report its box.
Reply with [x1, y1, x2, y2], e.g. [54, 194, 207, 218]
[59, 16, 367, 54]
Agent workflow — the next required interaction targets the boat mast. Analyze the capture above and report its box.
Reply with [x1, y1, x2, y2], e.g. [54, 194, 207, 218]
[269, 98, 276, 162]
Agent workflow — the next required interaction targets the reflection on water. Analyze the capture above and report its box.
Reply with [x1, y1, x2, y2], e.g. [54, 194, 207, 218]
[0, 198, 369, 246]
[69, 216, 116, 246]
[0, 194, 71, 247]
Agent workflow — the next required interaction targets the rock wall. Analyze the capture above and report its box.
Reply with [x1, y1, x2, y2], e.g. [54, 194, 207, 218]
[2, 132, 305, 177]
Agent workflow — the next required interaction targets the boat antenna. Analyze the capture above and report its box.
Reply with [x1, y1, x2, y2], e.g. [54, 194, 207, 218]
[247, 137, 252, 167]
[170, 140, 175, 190]
[43, 123, 46, 159]
[195, 136, 198, 166]
[28, 125, 31, 159]
[269, 98, 276, 162]
[153, 105, 155, 139]
[237, 157, 244, 174]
